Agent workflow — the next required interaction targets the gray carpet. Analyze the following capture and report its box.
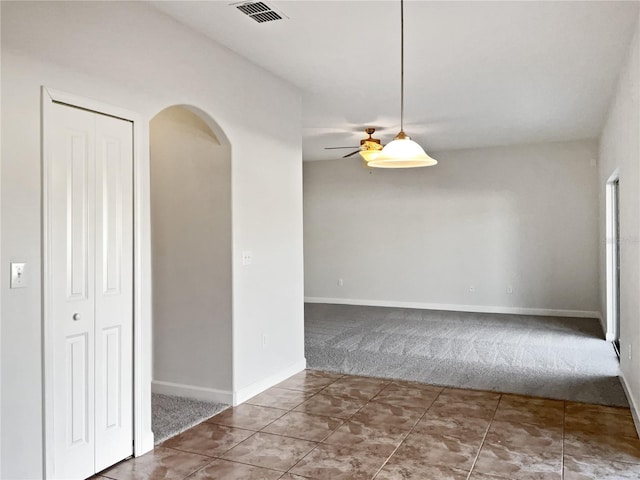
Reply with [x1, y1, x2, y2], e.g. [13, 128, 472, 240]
[152, 393, 228, 444]
[305, 303, 628, 407]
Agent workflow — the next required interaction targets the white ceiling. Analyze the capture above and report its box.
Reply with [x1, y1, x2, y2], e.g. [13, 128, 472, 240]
[151, 1, 639, 160]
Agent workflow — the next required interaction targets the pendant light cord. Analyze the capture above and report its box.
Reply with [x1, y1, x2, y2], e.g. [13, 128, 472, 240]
[400, 0, 404, 133]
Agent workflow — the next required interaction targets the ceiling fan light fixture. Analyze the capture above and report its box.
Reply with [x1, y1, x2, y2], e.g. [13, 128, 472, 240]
[359, 139, 384, 162]
[367, 131, 437, 168]
[359, 149, 381, 162]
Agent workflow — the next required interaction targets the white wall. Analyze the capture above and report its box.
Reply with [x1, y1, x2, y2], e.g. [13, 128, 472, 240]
[0, 2, 304, 478]
[150, 106, 232, 398]
[598, 15, 640, 420]
[305, 140, 599, 316]
[0, 4, 3, 473]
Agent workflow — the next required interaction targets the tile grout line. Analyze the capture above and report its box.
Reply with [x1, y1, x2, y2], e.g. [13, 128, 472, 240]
[247, 378, 345, 445]
[464, 392, 503, 480]
[160, 445, 224, 480]
[161, 436, 252, 459]
[209, 456, 289, 475]
[177, 382, 330, 480]
[243, 372, 342, 433]
[199, 376, 348, 480]
[241, 376, 341, 476]
[282, 379, 394, 476]
[268, 374, 354, 476]
[162, 418, 270, 479]
[369, 385, 447, 479]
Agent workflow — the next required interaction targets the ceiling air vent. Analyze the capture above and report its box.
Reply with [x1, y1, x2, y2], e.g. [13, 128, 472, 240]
[232, 1, 287, 23]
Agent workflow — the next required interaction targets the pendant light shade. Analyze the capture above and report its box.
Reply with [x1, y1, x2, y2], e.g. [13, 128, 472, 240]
[367, 131, 437, 168]
[367, 0, 437, 169]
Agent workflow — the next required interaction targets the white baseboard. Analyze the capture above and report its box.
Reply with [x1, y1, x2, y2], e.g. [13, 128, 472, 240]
[152, 359, 307, 408]
[152, 380, 233, 405]
[304, 297, 600, 319]
[233, 358, 307, 406]
[620, 372, 640, 439]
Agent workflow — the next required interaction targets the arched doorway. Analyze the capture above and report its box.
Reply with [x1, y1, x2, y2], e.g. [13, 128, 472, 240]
[149, 105, 232, 442]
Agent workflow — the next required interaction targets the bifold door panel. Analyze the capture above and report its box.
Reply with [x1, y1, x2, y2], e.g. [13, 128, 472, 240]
[48, 102, 133, 479]
[94, 113, 134, 473]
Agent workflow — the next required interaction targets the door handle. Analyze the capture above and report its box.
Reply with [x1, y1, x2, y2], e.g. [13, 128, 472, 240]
[72, 313, 81, 321]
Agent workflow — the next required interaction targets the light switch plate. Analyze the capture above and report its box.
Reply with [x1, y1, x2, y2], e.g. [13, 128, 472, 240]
[11, 263, 27, 288]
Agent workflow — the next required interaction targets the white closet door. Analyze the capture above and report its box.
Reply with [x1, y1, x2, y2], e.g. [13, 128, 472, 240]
[50, 103, 97, 480]
[94, 114, 134, 472]
[49, 102, 133, 479]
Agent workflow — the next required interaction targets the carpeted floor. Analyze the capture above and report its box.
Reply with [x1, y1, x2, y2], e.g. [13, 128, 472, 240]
[305, 303, 627, 407]
[152, 393, 228, 444]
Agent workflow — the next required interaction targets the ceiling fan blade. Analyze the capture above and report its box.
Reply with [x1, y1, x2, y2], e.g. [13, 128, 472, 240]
[342, 150, 361, 158]
[325, 146, 360, 150]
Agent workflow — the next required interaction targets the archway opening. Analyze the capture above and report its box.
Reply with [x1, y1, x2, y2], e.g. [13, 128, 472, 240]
[149, 105, 232, 442]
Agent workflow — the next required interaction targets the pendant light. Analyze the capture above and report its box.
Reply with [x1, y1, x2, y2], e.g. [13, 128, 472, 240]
[367, 0, 438, 169]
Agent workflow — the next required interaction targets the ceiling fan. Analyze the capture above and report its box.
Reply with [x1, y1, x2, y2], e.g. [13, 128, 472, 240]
[324, 128, 384, 158]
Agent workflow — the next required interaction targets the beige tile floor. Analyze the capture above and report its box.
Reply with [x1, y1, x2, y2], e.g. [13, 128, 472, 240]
[97, 370, 640, 480]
